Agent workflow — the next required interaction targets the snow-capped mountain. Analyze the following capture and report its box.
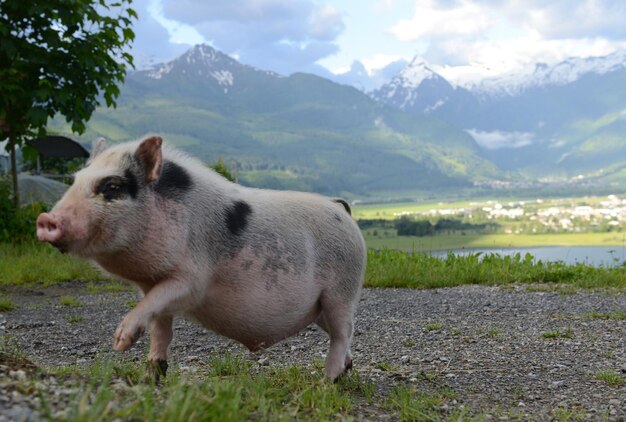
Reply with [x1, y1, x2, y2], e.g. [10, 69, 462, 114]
[375, 50, 626, 109]
[467, 50, 626, 98]
[371, 57, 458, 113]
[373, 50, 626, 180]
[141, 44, 280, 95]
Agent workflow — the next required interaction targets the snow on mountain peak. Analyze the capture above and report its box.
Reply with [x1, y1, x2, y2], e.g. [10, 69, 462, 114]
[183, 44, 219, 65]
[466, 50, 626, 97]
[145, 44, 240, 90]
[370, 57, 452, 111]
[397, 57, 438, 88]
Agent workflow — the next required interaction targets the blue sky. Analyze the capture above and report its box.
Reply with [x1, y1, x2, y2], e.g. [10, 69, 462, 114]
[130, 0, 626, 83]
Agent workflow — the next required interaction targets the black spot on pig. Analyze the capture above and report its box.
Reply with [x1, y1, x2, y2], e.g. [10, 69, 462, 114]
[123, 169, 138, 198]
[154, 161, 192, 200]
[226, 201, 252, 235]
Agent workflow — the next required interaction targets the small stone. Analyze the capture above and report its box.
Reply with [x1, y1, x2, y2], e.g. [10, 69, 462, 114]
[257, 356, 269, 366]
[400, 355, 410, 363]
[608, 399, 620, 406]
[550, 380, 564, 388]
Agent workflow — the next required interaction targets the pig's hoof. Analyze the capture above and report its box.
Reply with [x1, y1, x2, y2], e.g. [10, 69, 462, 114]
[113, 322, 144, 351]
[150, 359, 168, 385]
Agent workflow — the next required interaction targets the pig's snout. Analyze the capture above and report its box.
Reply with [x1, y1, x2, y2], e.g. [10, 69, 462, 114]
[36, 213, 63, 244]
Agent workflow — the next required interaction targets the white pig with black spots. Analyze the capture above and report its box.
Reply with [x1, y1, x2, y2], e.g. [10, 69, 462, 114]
[36, 136, 366, 381]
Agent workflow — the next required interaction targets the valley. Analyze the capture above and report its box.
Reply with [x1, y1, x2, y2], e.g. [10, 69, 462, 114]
[355, 194, 626, 256]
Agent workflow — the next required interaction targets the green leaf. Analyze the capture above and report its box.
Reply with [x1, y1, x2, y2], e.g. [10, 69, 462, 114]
[21, 144, 39, 162]
[0, 0, 135, 140]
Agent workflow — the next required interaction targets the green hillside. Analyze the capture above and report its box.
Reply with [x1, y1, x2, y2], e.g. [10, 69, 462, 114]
[50, 45, 503, 197]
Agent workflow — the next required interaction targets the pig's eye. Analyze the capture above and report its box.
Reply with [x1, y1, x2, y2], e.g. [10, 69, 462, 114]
[96, 177, 128, 202]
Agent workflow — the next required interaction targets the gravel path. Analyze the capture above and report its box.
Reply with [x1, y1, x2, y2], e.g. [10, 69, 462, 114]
[1, 283, 625, 420]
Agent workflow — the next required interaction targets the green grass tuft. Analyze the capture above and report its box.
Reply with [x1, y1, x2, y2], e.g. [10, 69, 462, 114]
[594, 370, 626, 387]
[66, 315, 84, 323]
[542, 328, 574, 339]
[59, 295, 83, 308]
[384, 385, 468, 421]
[0, 294, 15, 312]
[424, 322, 443, 331]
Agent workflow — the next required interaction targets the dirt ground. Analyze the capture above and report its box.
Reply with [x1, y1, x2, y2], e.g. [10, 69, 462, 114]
[1, 282, 625, 420]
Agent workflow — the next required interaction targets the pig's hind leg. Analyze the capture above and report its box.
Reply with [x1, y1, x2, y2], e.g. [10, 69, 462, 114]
[315, 298, 355, 381]
[148, 315, 173, 382]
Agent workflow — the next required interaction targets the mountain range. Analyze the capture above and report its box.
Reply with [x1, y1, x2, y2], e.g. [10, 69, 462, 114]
[50, 45, 501, 197]
[50, 45, 626, 198]
[371, 51, 626, 183]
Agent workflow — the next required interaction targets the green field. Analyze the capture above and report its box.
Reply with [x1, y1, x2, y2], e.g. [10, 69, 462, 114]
[363, 231, 626, 253]
[352, 195, 614, 220]
[353, 200, 480, 220]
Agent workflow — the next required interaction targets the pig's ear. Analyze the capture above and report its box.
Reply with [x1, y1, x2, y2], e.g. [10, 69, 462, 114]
[90, 138, 108, 159]
[134, 136, 163, 183]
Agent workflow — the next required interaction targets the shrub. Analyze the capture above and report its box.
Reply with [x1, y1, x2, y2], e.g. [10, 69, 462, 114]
[0, 176, 47, 244]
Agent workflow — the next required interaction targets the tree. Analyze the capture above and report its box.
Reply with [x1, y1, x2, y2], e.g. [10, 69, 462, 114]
[0, 0, 136, 207]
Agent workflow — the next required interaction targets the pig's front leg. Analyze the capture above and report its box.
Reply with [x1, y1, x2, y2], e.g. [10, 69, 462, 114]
[114, 278, 198, 351]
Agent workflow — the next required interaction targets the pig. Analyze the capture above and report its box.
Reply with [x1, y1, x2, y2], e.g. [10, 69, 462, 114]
[36, 136, 366, 381]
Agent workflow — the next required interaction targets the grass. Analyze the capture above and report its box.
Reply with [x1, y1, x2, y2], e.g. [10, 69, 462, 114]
[581, 310, 626, 320]
[0, 294, 15, 311]
[383, 385, 469, 421]
[486, 327, 503, 338]
[364, 231, 626, 253]
[365, 249, 626, 291]
[66, 314, 84, 323]
[59, 295, 84, 308]
[35, 354, 460, 421]
[354, 200, 479, 220]
[2, 243, 626, 293]
[0, 242, 106, 286]
[542, 328, 574, 339]
[86, 281, 131, 294]
[594, 370, 626, 387]
[424, 322, 443, 331]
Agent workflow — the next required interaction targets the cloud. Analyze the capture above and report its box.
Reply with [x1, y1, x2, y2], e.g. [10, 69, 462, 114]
[361, 54, 408, 74]
[384, 1, 626, 83]
[505, 0, 626, 40]
[392, 1, 626, 42]
[389, 0, 492, 41]
[130, 0, 195, 68]
[467, 129, 535, 149]
[154, 0, 345, 75]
